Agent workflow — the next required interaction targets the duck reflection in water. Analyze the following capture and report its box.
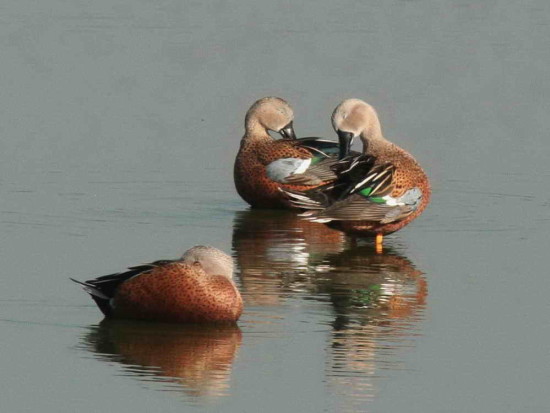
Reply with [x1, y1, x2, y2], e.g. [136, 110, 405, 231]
[232, 209, 346, 306]
[233, 211, 427, 408]
[310, 244, 427, 319]
[232, 210, 426, 311]
[80, 320, 242, 399]
[314, 244, 428, 410]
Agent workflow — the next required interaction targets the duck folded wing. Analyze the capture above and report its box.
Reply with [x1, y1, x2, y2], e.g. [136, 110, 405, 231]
[265, 137, 354, 186]
[280, 180, 341, 209]
[83, 260, 175, 296]
[306, 194, 417, 224]
[71, 260, 175, 315]
[280, 155, 394, 208]
[281, 150, 423, 224]
[266, 157, 340, 185]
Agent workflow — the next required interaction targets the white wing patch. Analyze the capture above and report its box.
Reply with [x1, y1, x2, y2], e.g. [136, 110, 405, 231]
[382, 188, 422, 207]
[293, 158, 311, 174]
[382, 195, 399, 206]
[266, 158, 311, 183]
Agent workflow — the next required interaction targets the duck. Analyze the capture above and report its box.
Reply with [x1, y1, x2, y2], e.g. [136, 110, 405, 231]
[234, 96, 349, 209]
[282, 99, 431, 252]
[71, 246, 243, 323]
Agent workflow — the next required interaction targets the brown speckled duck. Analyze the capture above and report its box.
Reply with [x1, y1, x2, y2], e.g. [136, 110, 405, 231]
[234, 97, 345, 209]
[71, 246, 242, 323]
[283, 99, 431, 252]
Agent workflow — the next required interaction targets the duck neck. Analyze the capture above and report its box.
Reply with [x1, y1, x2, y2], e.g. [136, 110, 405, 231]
[360, 120, 388, 155]
[243, 118, 272, 144]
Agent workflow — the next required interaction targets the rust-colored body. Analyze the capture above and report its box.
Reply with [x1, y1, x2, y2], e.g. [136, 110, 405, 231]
[113, 262, 243, 323]
[234, 138, 328, 208]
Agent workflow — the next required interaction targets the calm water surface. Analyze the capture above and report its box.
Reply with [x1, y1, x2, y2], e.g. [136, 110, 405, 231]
[1, 1, 549, 412]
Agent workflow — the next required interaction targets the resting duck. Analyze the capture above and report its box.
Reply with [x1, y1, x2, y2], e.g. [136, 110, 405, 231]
[71, 246, 243, 323]
[283, 99, 431, 252]
[234, 96, 347, 209]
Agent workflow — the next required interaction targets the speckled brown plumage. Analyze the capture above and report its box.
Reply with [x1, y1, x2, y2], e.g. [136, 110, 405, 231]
[113, 263, 243, 323]
[330, 142, 431, 235]
[234, 97, 340, 209]
[235, 138, 329, 208]
[72, 246, 243, 323]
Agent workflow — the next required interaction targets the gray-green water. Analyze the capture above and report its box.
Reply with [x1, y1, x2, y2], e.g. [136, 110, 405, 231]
[1, 1, 549, 412]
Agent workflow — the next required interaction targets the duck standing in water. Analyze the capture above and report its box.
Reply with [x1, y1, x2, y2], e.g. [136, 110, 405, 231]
[234, 97, 348, 209]
[283, 99, 431, 253]
[71, 246, 242, 323]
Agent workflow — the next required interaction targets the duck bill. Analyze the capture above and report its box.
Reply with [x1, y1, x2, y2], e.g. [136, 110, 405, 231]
[337, 130, 354, 159]
[279, 121, 296, 140]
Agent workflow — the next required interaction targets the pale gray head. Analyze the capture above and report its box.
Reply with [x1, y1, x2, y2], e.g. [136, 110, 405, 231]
[181, 245, 234, 279]
[331, 98, 383, 159]
[245, 96, 296, 139]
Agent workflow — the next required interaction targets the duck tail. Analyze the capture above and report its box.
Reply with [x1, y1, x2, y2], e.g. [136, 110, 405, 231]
[70, 278, 110, 300]
[70, 278, 114, 316]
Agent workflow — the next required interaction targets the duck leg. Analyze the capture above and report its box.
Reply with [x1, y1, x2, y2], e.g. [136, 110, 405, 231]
[375, 234, 383, 254]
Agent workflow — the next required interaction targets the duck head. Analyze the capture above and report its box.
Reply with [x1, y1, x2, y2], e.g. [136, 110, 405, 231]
[181, 246, 234, 280]
[245, 97, 296, 140]
[331, 98, 383, 159]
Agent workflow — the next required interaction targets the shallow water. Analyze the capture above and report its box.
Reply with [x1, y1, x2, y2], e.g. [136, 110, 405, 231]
[1, 1, 549, 412]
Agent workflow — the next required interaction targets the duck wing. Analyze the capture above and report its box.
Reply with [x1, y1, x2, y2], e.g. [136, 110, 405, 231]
[282, 154, 422, 224]
[70, 260, 175, 316]
[281, 155, 388, 207]
[266, 138, 359, 186]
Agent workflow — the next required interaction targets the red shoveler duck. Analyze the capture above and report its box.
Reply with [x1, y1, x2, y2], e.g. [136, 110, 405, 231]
[234, 96, 349, 209]
[72, 246, 243, 323]
[283, 99, 431, 253]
